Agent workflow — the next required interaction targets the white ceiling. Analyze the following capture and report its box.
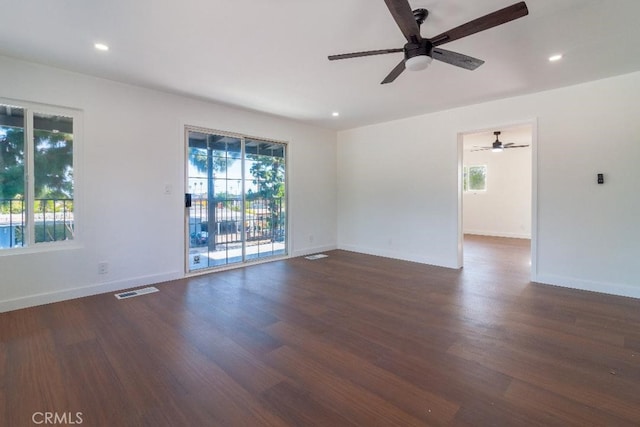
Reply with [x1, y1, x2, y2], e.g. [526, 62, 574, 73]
[1, 1, 639, 130]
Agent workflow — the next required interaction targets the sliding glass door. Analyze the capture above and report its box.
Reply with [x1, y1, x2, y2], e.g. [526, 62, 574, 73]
[186, 128, 286, 272]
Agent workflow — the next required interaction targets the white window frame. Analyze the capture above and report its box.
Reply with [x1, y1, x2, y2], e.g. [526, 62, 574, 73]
[0, 97, 82, 254]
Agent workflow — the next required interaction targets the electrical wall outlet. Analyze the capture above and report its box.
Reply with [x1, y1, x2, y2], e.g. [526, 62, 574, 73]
[98, 262, 109, 275]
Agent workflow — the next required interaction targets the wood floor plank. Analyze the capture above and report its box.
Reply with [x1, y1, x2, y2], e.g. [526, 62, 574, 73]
[43, 299, 97, 347]
[97, 289, 288, 426]
[447, 334, 640, 422]
[2, 235, 640, 425]
[0, 343, 5, 427]
[265, 345, 426, 426]
[0, 385, 5, 427]
[265, 320, 460, 425]
[451, 394, 564, 427]
[373, 341, 514, 413]
[0, 338, 6, 384]
[88, 301, 194, 422]
[178, 323, 286, 395]
[57, 339, 133, 426]
[261, 381, 358, 427]
[140, 285, 287, 395]
[5, 329, 69, 426]
[498, 313, 640, 381]
[504, 379, 638, 427]
[0, 306, 48, 342]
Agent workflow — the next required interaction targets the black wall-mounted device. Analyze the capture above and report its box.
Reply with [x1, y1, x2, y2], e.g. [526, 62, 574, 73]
[597, 173, 604, 184]
[185, 193, 192, 207]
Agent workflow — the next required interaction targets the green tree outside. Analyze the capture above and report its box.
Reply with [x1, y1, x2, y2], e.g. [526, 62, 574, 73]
[0, 127, 25, 205]
[247, 153, 285, 232]
[1, 126, 73, 203]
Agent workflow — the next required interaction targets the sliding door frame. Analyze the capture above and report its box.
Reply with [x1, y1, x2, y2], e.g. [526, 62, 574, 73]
[184, 125, 289, 274]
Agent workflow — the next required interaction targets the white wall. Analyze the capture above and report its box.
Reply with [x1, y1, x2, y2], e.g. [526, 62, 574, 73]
[463, 144, 532, 239]
[338, 71, 640, 298]
[0, 55, 337, 312]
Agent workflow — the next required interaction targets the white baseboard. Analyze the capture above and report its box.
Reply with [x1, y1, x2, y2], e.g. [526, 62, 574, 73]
[292, 244, 338, 258]
[0, 271, 183, 313]
[535, 274, 640, 300]
[337, 244, 458, 269]
[464, 230, 531, 239]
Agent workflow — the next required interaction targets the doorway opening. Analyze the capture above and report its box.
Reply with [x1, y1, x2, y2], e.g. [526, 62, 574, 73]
[458, 122, 536, 279]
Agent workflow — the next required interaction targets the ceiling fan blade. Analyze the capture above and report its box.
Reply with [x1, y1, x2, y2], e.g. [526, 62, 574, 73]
[430, 2, 529, 47]
[328, 48, 404, 61]
[384, 0, 422, 42]
[431, 48, 484, 70]
[381, 60, 406, 84]
[471, 147, 492, 152]
[504, 145, 530, 148]
[503, 142, 516, 147]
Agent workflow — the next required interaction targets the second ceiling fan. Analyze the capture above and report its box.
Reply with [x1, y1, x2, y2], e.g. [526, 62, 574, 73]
[328, 1, 529, 84]
[472, 131, 530, 152]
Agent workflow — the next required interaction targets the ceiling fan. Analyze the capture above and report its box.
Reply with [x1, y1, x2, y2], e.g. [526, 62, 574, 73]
[471, 131, 530, 152]
[328, 1, 529, 84]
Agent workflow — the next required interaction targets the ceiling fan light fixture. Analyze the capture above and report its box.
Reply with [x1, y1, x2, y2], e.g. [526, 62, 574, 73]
[405, 54, 432, 71]
[492, 147, 504, 153]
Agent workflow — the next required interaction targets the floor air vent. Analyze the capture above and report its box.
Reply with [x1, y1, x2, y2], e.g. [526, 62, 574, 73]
[115, 286, 159, 300]
[305, 254, 328, 260]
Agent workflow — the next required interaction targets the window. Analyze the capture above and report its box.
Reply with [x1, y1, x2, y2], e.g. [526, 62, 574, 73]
[463, 165, 487, 192]
[0, 100, 79, 250]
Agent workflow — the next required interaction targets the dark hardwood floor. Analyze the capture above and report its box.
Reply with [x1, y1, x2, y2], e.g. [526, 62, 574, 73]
[2, 236, 640, 426]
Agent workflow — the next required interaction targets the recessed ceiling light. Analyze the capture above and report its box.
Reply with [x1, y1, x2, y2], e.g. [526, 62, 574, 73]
[332, 112, 340, 117]
[94, 43, 109, 52]
[548, 54, 563, 62]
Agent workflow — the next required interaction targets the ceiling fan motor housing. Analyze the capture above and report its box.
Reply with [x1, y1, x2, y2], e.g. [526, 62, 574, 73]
[404, 39, 433, 61]
[493, 132, 503, 149]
